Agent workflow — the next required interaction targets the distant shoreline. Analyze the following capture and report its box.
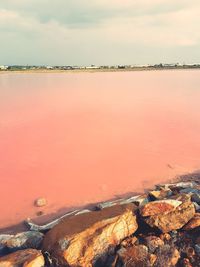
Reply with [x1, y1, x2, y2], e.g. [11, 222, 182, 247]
[1, 66, 200, 74]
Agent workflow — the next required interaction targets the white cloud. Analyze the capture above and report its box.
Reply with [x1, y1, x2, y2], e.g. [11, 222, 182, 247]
[0, 1, 200, 65]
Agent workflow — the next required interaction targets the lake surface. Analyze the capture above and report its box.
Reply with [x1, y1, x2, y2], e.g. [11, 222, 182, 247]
[1, 70, 200, 230]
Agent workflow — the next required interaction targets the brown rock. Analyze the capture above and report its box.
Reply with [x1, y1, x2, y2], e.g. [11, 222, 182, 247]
[183, 213, 200, 230]
[171, 248, 181, 266]
[185, 247, 195, 258]
[140, 199, 182, 217]
[0, 249, 44, 267]
[143, 197, 195, 233]
[34, 198, 47, 207]
[144, 236, 164, 252]
[182, 258, 192, 267]
[117, 245, 149, 267]
[149, 254, 157, 266]
[155, 245, 180, 267]
[43, 204, 138, 267]
[160, 233, 171, 242]
[121, 236, 138, 248]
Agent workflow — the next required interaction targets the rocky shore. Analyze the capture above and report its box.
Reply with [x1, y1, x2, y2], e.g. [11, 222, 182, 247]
[0, 174, 200, 266]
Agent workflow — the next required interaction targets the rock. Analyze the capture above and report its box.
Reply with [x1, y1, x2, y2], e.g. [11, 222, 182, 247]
[167, 248, 180, 266]
[144, 236, 164, 253]
[42, 204, 138, 267]
[149, 254, 157, 266]
[182, 258, 192, 267]
[140, 199, 182, 217]
[34, 198, 47, 207]
[5, 232, 44, 251]
[155, 245, 180, 267]
[0, 232, 44, 255]
[120, 236, 138, 248]
[192, 193, 200, 205]
[25, 209, 91, 231]
[185, 247, 195, 258]
[193, 202, 200, 211]
[159, 233, 171, 242]
[183, 213, 200, 230]
[0, 249, 44, 267]
[97, 194, 148, 209]
[117, 245, 149, 267]
[149, 189, 172, 200]
[194, 244, 200, 255]
[0, 235, 12, 255]
[142, 196, 195, 233]
[156, 182, 197, 190]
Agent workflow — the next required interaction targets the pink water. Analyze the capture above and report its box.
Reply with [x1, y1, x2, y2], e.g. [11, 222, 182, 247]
[0, 70, 200, 230]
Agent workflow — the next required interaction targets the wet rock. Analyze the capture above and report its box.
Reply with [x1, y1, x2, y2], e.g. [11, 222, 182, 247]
[144, 236, 164, 253]
[42, 204, 138, 267]
[142, 197, 195, 233]
[25, 209, 91, 231]
[0, 231, 44, 254]
[149, 189, 172, 200]
[140, 199, 182, 217]
[0, 249, 44, 267]
[183, 213, 200, 230]
[34, 198, 47, 207]
[117, 245, 149, 267]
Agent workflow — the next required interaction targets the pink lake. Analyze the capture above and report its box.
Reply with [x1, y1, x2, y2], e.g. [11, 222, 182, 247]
[0, 70, 200, 230]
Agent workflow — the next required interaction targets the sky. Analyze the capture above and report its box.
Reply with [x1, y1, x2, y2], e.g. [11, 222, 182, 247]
[0, 0, 200, 66]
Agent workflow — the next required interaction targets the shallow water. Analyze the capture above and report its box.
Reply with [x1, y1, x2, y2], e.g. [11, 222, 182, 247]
[0, 70, 200, 230]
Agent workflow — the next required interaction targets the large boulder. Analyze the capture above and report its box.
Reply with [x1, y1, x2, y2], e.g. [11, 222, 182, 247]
[140, 195, 195, 233]
[42, 204, 138, 267]
[0, 249, 44, 267]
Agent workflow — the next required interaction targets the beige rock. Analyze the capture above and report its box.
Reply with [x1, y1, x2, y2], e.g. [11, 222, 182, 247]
[42, 204, 138, 266]
[0, 249, 44, 267]
[183, 213, 200, 230]
[143, 197, 195, 233]
[117, 245, 149, 267]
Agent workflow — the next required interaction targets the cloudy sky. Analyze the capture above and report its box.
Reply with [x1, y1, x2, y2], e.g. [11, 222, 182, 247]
[0, 0, 200, 65]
